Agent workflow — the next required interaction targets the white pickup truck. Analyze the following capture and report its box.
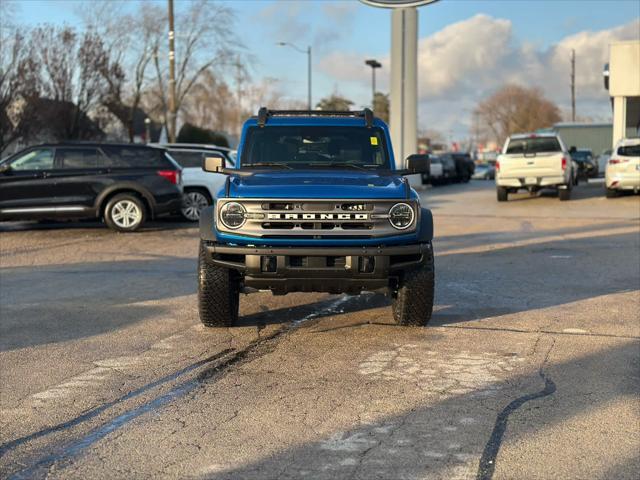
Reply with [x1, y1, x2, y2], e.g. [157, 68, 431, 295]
[495, 133, 575, 202]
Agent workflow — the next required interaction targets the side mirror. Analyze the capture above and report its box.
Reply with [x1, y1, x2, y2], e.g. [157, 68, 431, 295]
[569, 146, 577, 154]
[405, 154, 430, 175]
[203, 154, 226, 173]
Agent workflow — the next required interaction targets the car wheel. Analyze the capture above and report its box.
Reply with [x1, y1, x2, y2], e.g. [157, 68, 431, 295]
[605, 188, 618, 198]
[198, 240, 240, 327]
[181, 190, 211, 222]
[104, 194, 146, 232]
[497, 187, 508, 202]
[391, 244, 434, 327]
[559, 185, 572, 201]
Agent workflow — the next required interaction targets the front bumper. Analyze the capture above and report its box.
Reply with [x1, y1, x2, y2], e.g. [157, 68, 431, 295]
[202, 241, 432, 294]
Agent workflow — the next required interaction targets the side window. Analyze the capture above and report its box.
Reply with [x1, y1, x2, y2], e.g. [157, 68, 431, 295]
[102, 147, 171, 168]
[10, 148, 55, 171]
[55, 148, 100, 169]
[168, 150, 204, 169]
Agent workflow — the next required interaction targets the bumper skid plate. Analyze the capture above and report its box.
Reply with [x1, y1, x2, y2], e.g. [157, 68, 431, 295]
[204, 242, 431, 295]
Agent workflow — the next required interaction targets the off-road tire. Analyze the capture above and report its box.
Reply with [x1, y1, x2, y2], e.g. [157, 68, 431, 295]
[104, 193, 146, 232]
[559, 185, 572, 201]
[391, 244, 435, 327]
[605, 188, 618, 198]
[497, 187, 508, 202]
[198, 241, 240, 327]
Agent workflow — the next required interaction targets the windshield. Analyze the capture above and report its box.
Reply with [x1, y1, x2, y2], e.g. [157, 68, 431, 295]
[571, 151, 592, 161]
[240, 126, 390, 169]
[506, 137, 561, 154]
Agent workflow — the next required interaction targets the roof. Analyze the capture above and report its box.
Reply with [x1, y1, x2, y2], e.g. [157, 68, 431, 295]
[615, 137, 640, 147]
[553, 122, 612, 128]
[155, 143, 232, 152]
[509, 132, 559, 139]
[31, 142, 164, 149]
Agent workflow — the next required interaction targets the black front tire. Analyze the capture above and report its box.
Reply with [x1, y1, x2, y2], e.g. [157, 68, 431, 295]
[391, 245, 435, 327]
[497, 187, 508, 202]
[198, 241, 240, 327]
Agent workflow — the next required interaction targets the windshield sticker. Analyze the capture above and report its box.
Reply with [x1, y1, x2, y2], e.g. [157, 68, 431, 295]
[370, 136, 378, 146]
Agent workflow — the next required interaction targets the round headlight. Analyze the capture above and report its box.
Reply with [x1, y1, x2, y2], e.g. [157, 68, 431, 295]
[220, 202, 246, 229]
[388, 203, 414, 230]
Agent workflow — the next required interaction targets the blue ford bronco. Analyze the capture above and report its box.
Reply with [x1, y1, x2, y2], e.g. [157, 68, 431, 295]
[198, 108, 434, 327]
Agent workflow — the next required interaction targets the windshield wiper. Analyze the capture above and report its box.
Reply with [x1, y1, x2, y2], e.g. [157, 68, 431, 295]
[305, 162, 367, 171]
[243, 162, 292, 169]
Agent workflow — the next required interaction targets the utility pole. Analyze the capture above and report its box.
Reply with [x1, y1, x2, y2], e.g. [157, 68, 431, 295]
[235, 56, 243, 138]
[571, 49, 576, 122]
[167, 0, 177, 142]
[365, 59, 382, 109]
[277, 43, 312, 109]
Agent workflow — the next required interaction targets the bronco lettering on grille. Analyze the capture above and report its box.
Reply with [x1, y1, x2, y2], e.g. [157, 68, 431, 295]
[267, 213, 369, 220]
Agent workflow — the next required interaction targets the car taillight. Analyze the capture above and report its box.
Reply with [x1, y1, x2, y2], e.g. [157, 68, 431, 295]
[495, 160, 500, 172]
[609, 158, 627, 165]
[561, 157, 567, 170]
[157, 170, 178, 184]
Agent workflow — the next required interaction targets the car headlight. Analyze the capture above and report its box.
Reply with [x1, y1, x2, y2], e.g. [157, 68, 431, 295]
[388, 203, 414, 230]
[220, 202, 246, 229]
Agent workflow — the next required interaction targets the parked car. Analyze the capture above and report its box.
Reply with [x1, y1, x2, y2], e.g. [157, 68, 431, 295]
[570, 147, 598, 179]
[439, 154, 458, 183]
[472, 162, 496, 180]
[440, 152, 474, 182]
[420, 154, 443, 185]
[597, 149, 612, 175]
[0, 143, 183, 231]
[156, 144, 236, 221]
[197, 107, 434, 327]
[495, 133, 575, 201]
[605, 138, 640, 197]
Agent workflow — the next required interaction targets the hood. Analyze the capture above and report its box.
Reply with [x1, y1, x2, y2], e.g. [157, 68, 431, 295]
[228, 170, 408, 199]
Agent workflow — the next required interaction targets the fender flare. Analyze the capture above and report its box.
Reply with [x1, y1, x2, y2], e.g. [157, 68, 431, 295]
[95, 184, 157, 218]
[418, 207, 434, 242]
[199, 205, 218, 242]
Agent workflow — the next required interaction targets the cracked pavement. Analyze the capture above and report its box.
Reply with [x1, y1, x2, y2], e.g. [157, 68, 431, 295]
[1, 181, 639, 479]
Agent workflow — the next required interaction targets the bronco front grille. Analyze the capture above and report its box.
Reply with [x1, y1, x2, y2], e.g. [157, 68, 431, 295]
[216, 199, 417, 238]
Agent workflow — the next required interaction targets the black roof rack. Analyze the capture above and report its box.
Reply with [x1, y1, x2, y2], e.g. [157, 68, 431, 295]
[256, 107, 375, 128]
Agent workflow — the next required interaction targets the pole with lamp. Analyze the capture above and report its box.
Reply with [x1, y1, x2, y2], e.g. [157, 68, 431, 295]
[365, 59, 382, 110]
[277, 42, 312, 110]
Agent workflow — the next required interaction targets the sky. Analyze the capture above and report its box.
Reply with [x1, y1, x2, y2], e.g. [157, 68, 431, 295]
[4, 0, 640, 139]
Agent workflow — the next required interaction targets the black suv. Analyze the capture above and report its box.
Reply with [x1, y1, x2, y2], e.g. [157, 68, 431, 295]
[0, 143, 183, 232]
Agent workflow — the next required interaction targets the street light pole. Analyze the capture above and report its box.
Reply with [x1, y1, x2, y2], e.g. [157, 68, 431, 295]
[365, 59, 382, 109]
[277, 42, 312, 109]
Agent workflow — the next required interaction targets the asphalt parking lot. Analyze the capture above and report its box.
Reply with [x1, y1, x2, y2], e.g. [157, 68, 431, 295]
[1, 180, 639, 480]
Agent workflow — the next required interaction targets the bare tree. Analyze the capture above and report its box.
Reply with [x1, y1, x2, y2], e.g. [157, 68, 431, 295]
[31, 26, 111, 140]
[316, 93, 354, 111]
[474, 84, 561, 145]
[80, 1, 160, 142]
[151, 0, 241, 140]
[373, 92, 389, 123]
[0, 30, 40, 153]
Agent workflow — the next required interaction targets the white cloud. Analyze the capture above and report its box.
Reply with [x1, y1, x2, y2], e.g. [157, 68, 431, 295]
[317, 15, 640, 138]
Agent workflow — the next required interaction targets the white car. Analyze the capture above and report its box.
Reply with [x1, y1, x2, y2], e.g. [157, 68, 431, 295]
[605, 138, 640, 197]
[157, 144, 236, 221]
[495, 133, 576, 202]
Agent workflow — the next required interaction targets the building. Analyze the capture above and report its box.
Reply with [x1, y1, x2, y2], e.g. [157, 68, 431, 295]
[605, 41, 640, 147]
[551, 123, 614, 155]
